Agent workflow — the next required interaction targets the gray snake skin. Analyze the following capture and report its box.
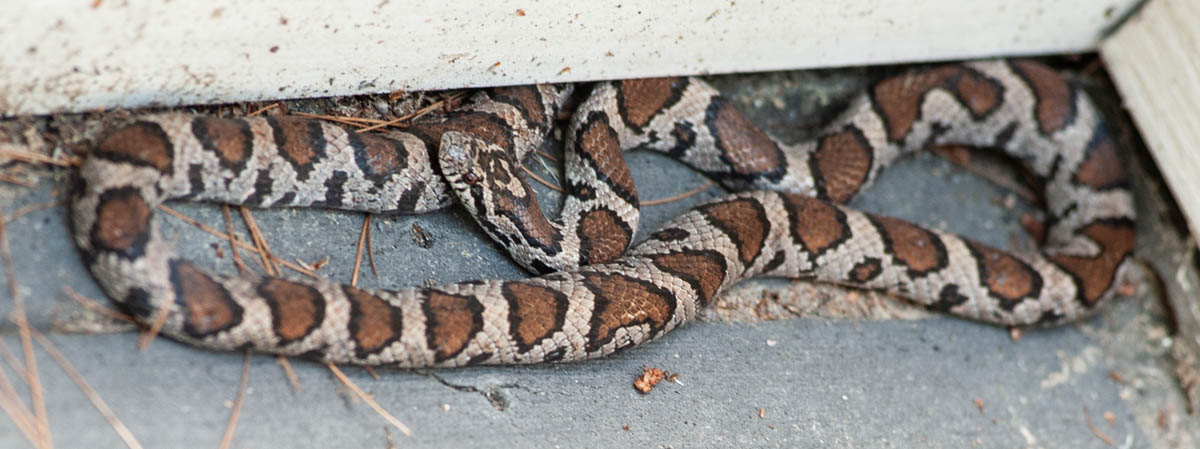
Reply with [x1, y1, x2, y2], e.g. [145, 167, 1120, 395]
[72, 60, 1135, 367]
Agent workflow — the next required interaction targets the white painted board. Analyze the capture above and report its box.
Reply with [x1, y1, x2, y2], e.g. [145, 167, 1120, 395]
[1102, 0, 1200, 242]
[2, 0, 1139, 116]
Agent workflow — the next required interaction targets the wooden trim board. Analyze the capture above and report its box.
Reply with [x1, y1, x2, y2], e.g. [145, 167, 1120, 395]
[1102, 0, 1200, 242]
[2, 0, 1139, 116]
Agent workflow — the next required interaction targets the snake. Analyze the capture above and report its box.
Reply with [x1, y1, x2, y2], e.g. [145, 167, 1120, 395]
[71, 59, 1135, 367]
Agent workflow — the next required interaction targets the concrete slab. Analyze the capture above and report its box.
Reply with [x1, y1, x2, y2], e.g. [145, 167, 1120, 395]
[0, 58, 1194, 448]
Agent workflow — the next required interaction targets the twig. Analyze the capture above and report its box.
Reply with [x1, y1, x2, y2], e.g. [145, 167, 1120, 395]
[0, 147, 81, 167]
[1083, 406, 1117, 445]
[642, 181, 716, 206]
[293, 112, 388, 126]
[63, 286, 134, 323]
[0, 173, 35, 187]
[522, 166, 565, 193]
[136, 306, 168, 351]
[365, 218, 379, 279]
[534, 149, 559, 163]
[930, 146, 1038, 203]
[294, 114, 372, 129]
[0, 207, 52, 448]
[363, 366, 381, 381]
[356, 92, 467, 133]
[0, 360, 39, 449]
[327, 363, 412, 436]
[294, 256, 329, 273]
[33, 329, 145, 449]
[239, 207, 279, 277]
[156, 205, 318, 278]
[352, 215, 370, 287]
[521, 167, 713, 205]
[221, 206, 251, 275]
[246, 103, 280, 117]
[4, 198, 66, 225]
[531, 151, 560, 184]
[0, 341, 29, 385]
[276, 356, 303, 392]
[217, 351, 251, 449]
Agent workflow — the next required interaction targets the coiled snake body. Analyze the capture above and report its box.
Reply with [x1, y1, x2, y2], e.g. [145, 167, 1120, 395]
[72, 60, 1135, 367]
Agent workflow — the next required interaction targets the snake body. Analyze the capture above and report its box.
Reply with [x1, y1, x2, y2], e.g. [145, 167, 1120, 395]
[72, 60, 1135, 367]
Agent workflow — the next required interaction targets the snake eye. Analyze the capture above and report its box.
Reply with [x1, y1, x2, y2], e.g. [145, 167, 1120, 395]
[463, 172, 481, 185]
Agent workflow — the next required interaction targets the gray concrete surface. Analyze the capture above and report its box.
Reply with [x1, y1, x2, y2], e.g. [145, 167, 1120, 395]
[0, 60, 1195, 448]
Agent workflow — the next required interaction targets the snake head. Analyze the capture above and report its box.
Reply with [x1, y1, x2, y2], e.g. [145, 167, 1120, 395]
[438, 130, 563, 272]
[438, 130, 528, 214]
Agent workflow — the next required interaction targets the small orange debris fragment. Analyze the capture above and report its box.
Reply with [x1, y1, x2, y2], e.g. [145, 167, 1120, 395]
[633, 366, 665, 394]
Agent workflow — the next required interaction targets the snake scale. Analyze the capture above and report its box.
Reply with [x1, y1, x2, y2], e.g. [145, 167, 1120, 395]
[72, 60, 1135, 367]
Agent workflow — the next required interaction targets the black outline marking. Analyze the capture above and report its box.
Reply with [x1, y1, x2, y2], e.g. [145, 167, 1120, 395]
[395, 181, 425, 211]
[954, 65, 1007, 121]
[1006, 60, 1079, 136]
[992, 121, 1019, 151]
[170, 260, 244, 339]
[868, 65, 1007, 144]
[464, 352, 494, 366]
[94, 121, 175, 174]
[866, 215, 950, 278]
[89, 186, 153, 260]
[576, 207, 634, 265]
[408, 111, 517, 152]
[278, 191, 297, 206]
[421, 289, 486, 363]
[703, 97, 788, 184]
[490, 86, 549, 131]
[244, 168, 274, 206]
[920, 122, 951, 151]
[342, 286, 404, 360]
[177, 163, 206, 200]
[266, 117, 327, 181]
[928, 284, 968, 312]
[649, 227, 690, 243]
[191, 117, 253, 171]
[529, 260, 555, 276]
[962, 240, 1044, 311]
[1046, 217, 1135, 308]
[615, 77, 689, 133]
[848, 257, 884, 283]
[650, 250, 728, 307]
[581, 273, 678, 353]
[808, 125, 875, 202]
[572, 110, 639, 207]
[697, 197, 771, 267]
[346, 132, 410, 186]
[665, 120, 698, 159]
[761, 250, 786, 274]
[501, 281, 569, 353]
[322, 170, 349, 206]
[257, 278, 327, 346]
[122, 287, 154, 319]
[1036, 309, 1064, 325]
[780, 193, 852, 259]
[1071, 125, 1130, 191]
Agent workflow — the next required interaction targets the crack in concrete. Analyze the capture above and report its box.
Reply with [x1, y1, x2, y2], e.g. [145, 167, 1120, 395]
[422, 372, 526, 411]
